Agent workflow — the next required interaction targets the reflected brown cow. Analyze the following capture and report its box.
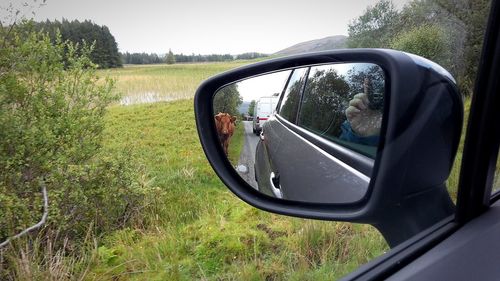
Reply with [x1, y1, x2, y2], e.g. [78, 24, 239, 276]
[215, 112, 236, 156]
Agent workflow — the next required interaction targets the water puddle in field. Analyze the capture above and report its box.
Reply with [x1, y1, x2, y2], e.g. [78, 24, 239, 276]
[120, 92, 176, 106]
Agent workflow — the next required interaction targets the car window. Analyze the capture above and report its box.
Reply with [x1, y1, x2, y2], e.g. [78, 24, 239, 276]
[297, 63, 385, 158]
[278, 68, 308, 123]
[492, 150, 500, 195]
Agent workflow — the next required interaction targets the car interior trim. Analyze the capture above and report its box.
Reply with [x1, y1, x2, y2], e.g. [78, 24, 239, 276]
[341, 216, 457, 281]
[386, 201, 500, 281]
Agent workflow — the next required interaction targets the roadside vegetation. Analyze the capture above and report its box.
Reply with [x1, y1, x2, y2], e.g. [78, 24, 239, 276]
[227, 120, 245, 166]
[347, 0, 490, 199]
[0, 23, 147, 279]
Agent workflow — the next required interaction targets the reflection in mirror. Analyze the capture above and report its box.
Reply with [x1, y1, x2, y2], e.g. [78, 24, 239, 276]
[213, 63, 385, 204]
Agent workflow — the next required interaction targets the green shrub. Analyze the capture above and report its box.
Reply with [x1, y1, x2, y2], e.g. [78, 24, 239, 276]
[0, 23, 146, 248]
[390, 24, 450, 68]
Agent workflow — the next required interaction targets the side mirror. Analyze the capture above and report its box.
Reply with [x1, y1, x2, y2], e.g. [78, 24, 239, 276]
[194, 50, 463, 247]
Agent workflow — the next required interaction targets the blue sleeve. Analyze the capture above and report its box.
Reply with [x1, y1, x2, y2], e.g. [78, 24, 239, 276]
[339, 121, 379, 146]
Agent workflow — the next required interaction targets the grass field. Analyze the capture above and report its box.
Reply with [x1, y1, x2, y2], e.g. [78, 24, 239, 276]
[76, 61, 389, 280]
[90, 61, 475, 280]
[83, 100, 387, 280]
[100, 61, 263, 104]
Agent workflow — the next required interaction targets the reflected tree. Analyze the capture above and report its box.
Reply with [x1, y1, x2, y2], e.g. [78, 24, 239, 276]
[213, 84, 243, 117]
[298, 69, 350, 137]
[280, 80, 304, 123]
[248, 100, 256, 117]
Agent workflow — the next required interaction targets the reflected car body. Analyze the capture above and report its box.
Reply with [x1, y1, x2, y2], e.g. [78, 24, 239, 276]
[255, 115, 370, 203]
[254, 66, 377, 203]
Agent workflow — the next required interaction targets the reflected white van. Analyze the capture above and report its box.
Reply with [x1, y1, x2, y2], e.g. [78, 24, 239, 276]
[253, 96, 279, 135]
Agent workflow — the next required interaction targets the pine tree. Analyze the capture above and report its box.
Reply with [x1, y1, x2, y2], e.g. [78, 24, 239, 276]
[166, 49, 176, 64]
[33, 19, 122, 68]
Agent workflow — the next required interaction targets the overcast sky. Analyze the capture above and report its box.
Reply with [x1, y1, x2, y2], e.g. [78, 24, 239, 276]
[7, 0, 409, 55]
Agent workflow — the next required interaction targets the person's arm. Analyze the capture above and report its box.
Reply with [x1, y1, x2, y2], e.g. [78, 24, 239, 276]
[340, 120, 379, 146]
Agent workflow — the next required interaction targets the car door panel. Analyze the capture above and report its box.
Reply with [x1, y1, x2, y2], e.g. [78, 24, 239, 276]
[254, 135, 276, 198]
[387, 200, 500, 281]
[263, 115, 369, 203]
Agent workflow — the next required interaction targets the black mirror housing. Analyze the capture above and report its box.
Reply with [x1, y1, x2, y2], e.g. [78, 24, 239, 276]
[194, 49, 462, 247]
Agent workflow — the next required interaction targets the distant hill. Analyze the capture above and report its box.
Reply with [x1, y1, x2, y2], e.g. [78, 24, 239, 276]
[275, 35, 348, 56]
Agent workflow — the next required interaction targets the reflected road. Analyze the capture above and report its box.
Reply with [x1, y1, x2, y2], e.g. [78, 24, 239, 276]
[237, 121, 259, 189]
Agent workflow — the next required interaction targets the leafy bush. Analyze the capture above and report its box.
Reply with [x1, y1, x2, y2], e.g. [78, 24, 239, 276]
[347, 0, 491, 96]
[347, 0, 400, 48]
[391, 24, 450, 67]
[0, 23, 146, 246]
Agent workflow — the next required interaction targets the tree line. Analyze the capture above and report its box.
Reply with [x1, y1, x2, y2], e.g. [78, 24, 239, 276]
[31, 19, 269, 67]
[121, 52, 163, 64]
[121, 51, 269, 65]
[34, 19, 122, 68]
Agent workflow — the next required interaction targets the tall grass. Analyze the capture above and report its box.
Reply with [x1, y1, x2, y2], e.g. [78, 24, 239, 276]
[1, 229, 98, 280]
[227, 120, 245, 165]
[101, 61, 257, 103]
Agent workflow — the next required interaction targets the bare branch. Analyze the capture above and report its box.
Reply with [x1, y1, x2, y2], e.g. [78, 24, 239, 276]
[0, 180, 48, 248]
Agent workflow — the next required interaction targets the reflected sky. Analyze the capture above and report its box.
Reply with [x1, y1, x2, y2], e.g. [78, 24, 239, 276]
[237, 71, 291, 102]
[236, 63, 378, 102]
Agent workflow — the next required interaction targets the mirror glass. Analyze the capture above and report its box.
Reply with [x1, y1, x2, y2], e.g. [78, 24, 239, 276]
[213, 63, 385, 203]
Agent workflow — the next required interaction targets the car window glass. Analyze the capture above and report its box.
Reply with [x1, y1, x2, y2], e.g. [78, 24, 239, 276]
[297, 63, 384, 158]
[278, 68, 308, 123]
[492, 150, 500, 195]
